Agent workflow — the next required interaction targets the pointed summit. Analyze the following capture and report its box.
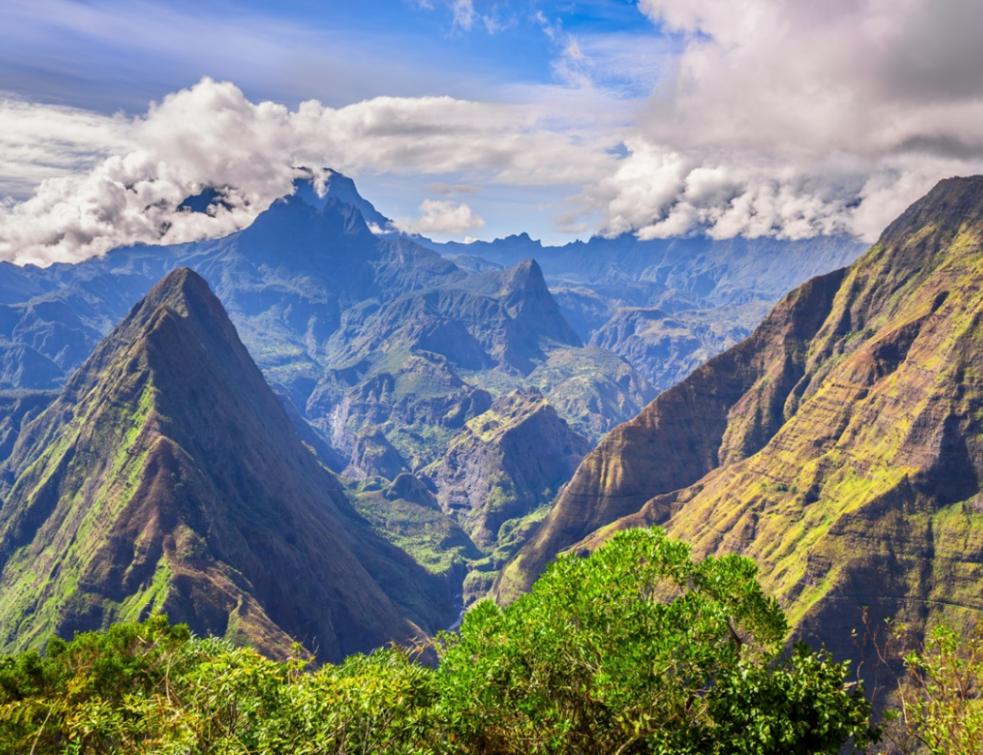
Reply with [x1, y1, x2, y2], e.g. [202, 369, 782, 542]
[291, 167, 392, 231]
[500, 258, 547, 296]
[125, 267, 228, 334]
[0, 270, 454, 660]
[499, 259, 581, 355]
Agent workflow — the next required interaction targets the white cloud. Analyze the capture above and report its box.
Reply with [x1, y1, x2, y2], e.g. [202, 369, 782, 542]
[3, 1, 983, 263]
[0, 98, 134, 198]
[608, 0, 983, 241]
[395, 199, 485, 237]
[0, 78, 615, 265]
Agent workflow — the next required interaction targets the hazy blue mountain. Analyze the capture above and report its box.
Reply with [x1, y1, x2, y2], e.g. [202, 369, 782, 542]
[428, 232, 866, 392]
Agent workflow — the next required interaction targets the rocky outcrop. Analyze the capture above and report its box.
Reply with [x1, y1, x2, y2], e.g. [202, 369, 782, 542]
[426, 389, 591, 548]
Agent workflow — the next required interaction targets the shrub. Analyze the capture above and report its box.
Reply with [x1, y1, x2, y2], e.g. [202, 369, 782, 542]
[0, 529, 874, 753]
[435, 528, 872, 753]
[883, 623, 983, 754]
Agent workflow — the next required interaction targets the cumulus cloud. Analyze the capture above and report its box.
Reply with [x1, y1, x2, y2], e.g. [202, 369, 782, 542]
[4, 1, 983, 263]
[606, 0, 983, 240]
[0, 78, 614, 265]
[395, 199, 485, 237]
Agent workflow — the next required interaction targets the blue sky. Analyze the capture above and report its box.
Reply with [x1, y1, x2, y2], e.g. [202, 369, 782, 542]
[2, 1, 981, 265]
[0, 1, 674, 247]
[0, 1, 659, 111]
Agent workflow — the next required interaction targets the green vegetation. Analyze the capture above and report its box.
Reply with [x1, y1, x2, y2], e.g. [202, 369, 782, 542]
[0, 529, 873, 753]
[882, 623, 983, 754]
[352, 489, 480, 575]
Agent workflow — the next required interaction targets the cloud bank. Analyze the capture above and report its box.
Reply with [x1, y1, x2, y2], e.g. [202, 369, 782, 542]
[395, 199, 485, 237]
[2, 0, 983, 264]
[0, 79, 613, 265]
[612, 0, 983, 240]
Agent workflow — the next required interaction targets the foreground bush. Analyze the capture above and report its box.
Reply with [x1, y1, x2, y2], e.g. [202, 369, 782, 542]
[0, 529, 873, 753]
[882, 623, 983, 754]
[435, 528, 872, 753]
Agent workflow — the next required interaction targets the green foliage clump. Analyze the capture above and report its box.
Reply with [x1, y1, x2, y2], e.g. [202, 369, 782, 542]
[883, 623, 983, 754]
[0, 615, 434, 754]
[435, 528, 873, 753]
[0, 529, 874, 753]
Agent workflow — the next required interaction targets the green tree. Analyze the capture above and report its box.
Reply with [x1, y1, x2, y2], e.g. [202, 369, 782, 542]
[0, 528, 874, 753]
[435, 528, 873, 753]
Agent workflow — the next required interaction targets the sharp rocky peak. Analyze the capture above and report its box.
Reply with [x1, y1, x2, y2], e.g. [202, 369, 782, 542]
[500, 258, 548, 295]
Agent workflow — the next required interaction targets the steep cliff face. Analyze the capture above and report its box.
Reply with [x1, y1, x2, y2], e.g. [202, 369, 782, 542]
[497, 177, 983, 665]
[0, 269, 455, 661]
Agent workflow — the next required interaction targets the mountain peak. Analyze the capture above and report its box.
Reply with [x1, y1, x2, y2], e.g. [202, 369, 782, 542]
[0, 270, 454, 660]
[114, 267, 239, 364]
[291, 167, 392, 230]
[880, 174, 983, 246]
[501, 258, 547, 295]
[142, 267, 211, 309]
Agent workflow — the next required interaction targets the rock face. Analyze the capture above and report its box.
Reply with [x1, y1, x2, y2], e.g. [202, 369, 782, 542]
[0, 269, 455, 661]
[426, 389, 591, 549]
[497, 177, 983, 673]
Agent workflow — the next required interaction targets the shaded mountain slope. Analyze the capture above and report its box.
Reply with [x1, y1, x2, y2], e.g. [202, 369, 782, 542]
[0, 269, 455, 661]
[497, 177, 983, 673]
[0, 390, 55, 464]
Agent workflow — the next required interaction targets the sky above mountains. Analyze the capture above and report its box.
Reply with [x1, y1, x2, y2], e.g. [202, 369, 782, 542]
[2, 0, 983, 264]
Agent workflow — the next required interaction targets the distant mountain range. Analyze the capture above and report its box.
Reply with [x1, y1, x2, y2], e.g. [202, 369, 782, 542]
[497, 176, 983, 688]
[0, 172, 859, 658]
[0, 171, 867, 636]
[428, 229, 865, 392]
